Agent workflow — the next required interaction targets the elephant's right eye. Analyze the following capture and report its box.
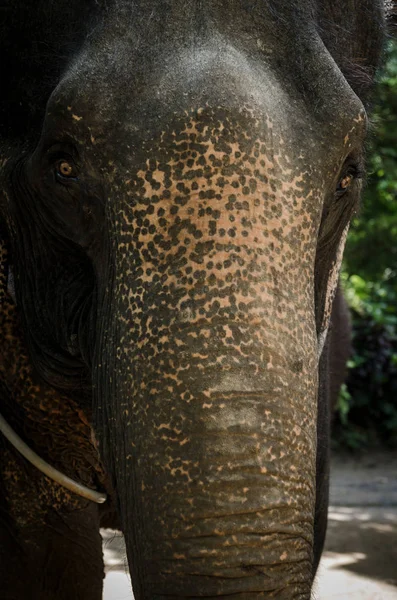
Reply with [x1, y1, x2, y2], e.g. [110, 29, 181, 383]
[54, 158, 78, 183]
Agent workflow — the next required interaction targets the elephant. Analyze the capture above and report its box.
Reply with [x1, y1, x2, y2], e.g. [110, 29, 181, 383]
[0, 1, 392, 598]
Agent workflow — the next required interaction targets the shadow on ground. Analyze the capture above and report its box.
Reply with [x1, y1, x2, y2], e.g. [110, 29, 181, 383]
[324, 506, 397, 586]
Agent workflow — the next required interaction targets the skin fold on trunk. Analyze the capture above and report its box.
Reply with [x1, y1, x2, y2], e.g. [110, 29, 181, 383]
[95, 107, 321, 598]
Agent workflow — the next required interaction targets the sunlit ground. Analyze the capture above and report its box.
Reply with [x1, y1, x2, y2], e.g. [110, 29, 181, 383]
[102, 530, 130, 600]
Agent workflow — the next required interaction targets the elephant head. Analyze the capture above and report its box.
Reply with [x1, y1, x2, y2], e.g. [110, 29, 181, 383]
[0, 1, 386, 598]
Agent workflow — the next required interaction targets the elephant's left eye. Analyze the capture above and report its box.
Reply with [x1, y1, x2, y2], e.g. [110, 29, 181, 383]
[338, 173, 354, 191]
[336, 165, 363, 197]
[54, 159, 78, 182]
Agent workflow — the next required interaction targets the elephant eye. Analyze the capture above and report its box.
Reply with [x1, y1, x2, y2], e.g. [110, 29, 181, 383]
[338, 173, 354, 192]
[335, 164, 363, 197]
[55, 158, 78, 182]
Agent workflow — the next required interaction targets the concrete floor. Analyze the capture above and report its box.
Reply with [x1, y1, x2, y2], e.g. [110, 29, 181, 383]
[102, 450, 397, 599]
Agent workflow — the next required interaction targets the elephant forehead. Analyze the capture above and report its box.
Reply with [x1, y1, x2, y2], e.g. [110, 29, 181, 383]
[121, 110, 323, 256]
[115, 111, 321, 308]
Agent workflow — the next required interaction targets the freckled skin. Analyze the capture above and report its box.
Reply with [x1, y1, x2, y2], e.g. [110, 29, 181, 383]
[0, 1, 387, 599]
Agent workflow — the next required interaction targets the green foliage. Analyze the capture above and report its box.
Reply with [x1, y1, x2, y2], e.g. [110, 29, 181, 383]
[333, 42, 397, 450]
[344, 41, 397, 283]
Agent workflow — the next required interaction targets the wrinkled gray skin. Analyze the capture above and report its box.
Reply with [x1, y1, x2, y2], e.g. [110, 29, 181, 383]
[0, 1, 386, 598]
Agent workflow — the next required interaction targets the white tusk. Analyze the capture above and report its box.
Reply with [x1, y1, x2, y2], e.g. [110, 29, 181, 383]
[0, 412, 107, 504]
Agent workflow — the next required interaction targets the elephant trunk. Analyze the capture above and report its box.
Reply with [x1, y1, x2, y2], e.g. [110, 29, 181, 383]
[95, 291, 317, 598]
[94, 108, 320, 597]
